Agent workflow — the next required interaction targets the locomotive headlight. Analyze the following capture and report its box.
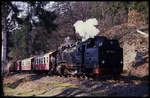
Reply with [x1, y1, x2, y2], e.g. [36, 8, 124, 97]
[120, 61, 123, 64]
[101, 60, 105, 64]
[110, 41, 113, 45]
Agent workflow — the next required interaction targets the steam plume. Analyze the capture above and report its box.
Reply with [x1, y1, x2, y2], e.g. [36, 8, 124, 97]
[73, 18, 99, 41]
[64, 36, 70, 43]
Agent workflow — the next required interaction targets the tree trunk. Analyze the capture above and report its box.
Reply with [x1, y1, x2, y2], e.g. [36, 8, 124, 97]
[1, 16, 7, 76]
[67, 2, 77, 41]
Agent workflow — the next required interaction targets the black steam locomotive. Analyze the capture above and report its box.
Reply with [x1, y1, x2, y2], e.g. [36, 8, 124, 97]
[8, 36, 123, 79]
[55, 36, 123, 78]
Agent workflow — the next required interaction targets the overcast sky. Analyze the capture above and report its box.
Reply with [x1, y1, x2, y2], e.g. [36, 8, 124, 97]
[8, 1, 55, 19]
[6, 1, 55, 31]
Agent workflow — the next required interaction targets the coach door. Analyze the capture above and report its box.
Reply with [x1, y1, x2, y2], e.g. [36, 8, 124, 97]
[19, 61, 21, 71]
[49, 54, 52, 70]
[31, 58, 34, 71]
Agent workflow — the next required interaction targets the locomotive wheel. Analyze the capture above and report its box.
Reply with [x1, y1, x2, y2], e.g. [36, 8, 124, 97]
[93, 74, 99, 81]
[81, 73, 88, 80]
[56, 65, 62, 76]
[56, 65, 68, 77]
[61, 66, 69, 77]
[48, 71, 53, 76]
[63, 68, 69, 77]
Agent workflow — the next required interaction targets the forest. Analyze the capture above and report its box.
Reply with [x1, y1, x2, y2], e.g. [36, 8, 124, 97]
[1, 1, 149, 71]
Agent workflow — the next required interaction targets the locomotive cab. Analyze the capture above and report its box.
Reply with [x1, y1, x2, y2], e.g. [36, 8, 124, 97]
[82, 36, 123, 77]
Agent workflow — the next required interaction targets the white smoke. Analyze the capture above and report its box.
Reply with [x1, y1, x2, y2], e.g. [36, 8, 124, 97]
[73, 18, 99, 41]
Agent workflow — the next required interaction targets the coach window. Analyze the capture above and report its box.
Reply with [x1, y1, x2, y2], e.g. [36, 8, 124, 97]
[43, 58, 44, 64]
[42, 58, 43, 64]
[44, 57, 45, 64]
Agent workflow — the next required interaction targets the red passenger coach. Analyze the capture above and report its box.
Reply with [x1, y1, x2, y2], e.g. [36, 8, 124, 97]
[33, 52, 53, 71]
[33, 51, 58, 73]
[21, 57, 34, 71]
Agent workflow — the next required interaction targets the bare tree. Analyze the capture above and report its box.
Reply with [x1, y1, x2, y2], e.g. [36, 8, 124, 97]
[1, 1, 23, 76]
[1, 2, 9, 76]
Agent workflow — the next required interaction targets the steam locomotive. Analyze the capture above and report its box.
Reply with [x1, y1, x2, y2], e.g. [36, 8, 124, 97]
[8, 36, 123, 79]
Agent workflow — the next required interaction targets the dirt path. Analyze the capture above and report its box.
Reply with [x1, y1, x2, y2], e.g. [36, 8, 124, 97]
[3, 73, 149, 97]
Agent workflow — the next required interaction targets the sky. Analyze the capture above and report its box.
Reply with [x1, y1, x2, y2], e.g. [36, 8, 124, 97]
[6, 1, 55, 31]
[8, 1, 55, 20]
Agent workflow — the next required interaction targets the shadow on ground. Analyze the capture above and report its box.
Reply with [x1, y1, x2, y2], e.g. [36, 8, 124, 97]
[53, 75, 149, 97]
[4, 73, 149, 97]
[7, 74, 47, 89]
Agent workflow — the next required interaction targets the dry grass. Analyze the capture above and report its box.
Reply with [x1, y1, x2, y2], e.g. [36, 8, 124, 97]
[3, 73, 149, 97]
[3, 74, 80, 96]
[49, 81, 79, 88]
[91, 90, 106, 96]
